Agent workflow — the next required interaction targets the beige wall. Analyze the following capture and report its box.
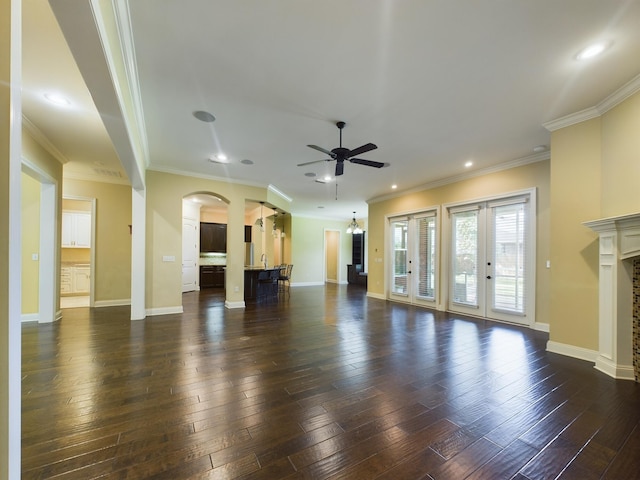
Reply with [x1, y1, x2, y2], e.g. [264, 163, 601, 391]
[549, 90, 640, 352]
[1, 1, 12, 473]
[601, 92, 640, 217]
[21, 173, 40, 314]
[22, 128, 64, 314]
[549, 118, 602, 350]
[63, 178, 132, 304]
[291, 216, 352, 285]
[368, 160, 551, 326]
[145, 170, 290, 309]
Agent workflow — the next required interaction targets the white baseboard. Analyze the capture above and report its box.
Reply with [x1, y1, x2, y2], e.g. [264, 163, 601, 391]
[595, 355, 636, 381]
[21, 313, 39, 323]
[546, 340, 598, 363]
[225, 300, 245, 309]
[366, 292, 386, 300]
[94, 299, 131, 308]
[145, 306, 183, 316]
[291, 282, 325, 287]
[534, 322, 550, 333]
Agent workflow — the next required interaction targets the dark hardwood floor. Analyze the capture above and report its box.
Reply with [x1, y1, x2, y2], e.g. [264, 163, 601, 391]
[22, 284, 640, 479]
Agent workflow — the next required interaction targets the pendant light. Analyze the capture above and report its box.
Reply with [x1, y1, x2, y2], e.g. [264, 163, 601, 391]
[272, 212, 279, 238]
[255, 202, 265, 232]
[346, 212, 363, 234]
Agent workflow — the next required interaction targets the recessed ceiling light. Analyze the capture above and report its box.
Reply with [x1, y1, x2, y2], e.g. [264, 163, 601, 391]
[193, 110, 216, 122]
[208, 154, 229, 164]
[391, 184, 397, 189]
[576, 42, 608, 61]
[324, 175, 331, 181]
[240, 159, 254, 165]
[464, 161, 473, 168]
[318, 206, 324, 209]
[533, 145, 547, 153]
[44, 93, 70, 106]
[304, 172, 316, 177]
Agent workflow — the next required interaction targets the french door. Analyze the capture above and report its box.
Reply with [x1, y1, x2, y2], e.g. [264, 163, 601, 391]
[448, 194, 534, 325]
[389, 211, 437, 307]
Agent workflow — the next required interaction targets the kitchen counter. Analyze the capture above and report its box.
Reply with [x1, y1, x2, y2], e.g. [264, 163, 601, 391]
[244, 267, 280, 301]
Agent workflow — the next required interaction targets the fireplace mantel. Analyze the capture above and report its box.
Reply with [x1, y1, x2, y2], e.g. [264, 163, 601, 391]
[583, 212, 640, 380]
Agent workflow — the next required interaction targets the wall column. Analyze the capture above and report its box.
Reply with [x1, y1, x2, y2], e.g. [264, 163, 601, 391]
[0, 0, 22, 477]
[131, 186, 146, 320]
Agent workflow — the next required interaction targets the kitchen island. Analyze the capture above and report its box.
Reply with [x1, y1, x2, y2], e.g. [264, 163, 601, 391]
[244, 267, 280, 302]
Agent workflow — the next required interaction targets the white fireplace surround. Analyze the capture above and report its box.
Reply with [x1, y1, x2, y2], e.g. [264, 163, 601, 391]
[583, 213, 640, 380]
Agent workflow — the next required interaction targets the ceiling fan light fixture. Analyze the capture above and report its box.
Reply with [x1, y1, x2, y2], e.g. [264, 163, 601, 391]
[346, 212, 363, 234]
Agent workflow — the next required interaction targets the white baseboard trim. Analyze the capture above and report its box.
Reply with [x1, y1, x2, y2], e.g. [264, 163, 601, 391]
[366, 292, 386, 300]
[21, 313, 39, 323]
[145, 306, 183, 316]
[94, 299, 131, 308]
[291, 282, 325, 287]
[326, 279, 338, 284]
[225, 300, 245, 309]
[595, 355, 635, 381]
[534, 322, 550, 333]
[546, 340, 598, 363]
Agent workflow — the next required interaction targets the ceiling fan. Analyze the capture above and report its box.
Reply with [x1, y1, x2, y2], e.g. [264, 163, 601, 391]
[298, 121, 386, 176]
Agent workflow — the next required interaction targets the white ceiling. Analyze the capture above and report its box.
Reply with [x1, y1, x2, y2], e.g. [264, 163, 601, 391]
[22, 0, 640, 221]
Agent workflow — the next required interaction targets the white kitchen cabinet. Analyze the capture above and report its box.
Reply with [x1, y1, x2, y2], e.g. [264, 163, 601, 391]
[73, 266, 91, 293]
[62, 212, 91, 248]
[60, 266, 73, 294]
[61, 264, 91, 294]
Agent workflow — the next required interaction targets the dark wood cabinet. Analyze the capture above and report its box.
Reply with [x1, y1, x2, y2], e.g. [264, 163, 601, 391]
[352, 232, 364, 265]
[200, 265, 225, 288]
[200, 222, 227, 252]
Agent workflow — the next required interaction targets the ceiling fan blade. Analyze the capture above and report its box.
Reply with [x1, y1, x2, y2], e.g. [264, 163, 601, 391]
[307, 144, 336, 158]
[297, 159, 330, 167]
[335, 161, 344, 176]
[349, 158, 386, 168]
[347, 143, 377, 158]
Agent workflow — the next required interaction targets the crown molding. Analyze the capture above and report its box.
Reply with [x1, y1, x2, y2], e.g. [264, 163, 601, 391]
[368, 151, 549, 205]
[22, 115, 68, 165]
[63, 169, 131, 186]
[543, 73, 640, 132]
[147, 165, 267, 190]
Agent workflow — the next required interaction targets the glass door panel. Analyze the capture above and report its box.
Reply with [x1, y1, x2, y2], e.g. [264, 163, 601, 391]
[391, 220, 408, 295]
[451, 210, 480, 308]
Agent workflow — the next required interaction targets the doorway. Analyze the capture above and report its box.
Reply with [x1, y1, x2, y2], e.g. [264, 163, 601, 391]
[60, 197, 95, 308]
[325, 230, 340, 283]
[21, 163, 57, 323]
[388, 210, 438, 307]
[445, 191, 535, 325]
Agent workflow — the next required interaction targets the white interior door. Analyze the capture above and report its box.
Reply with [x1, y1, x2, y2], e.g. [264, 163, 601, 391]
[182, 219, 198, 292]
[448, 194, 533, 326]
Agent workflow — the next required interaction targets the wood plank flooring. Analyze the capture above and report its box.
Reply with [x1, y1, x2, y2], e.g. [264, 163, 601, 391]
[22, 284, 640, 479]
